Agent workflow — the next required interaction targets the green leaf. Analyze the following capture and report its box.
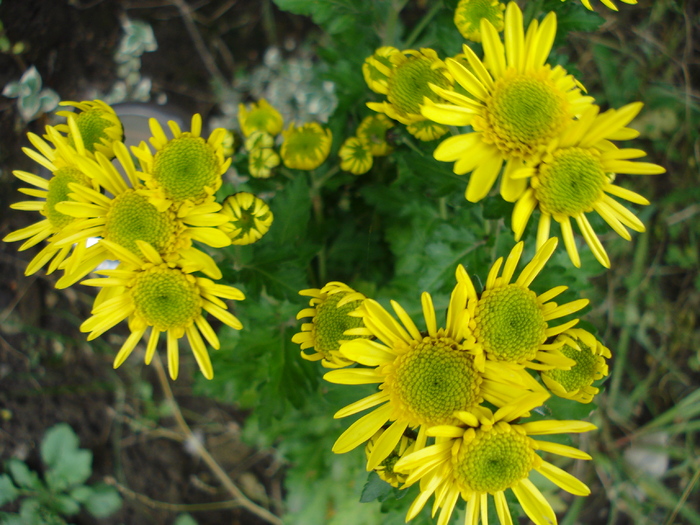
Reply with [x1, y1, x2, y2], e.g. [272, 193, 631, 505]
[174, 514, 199, 525]
[82, 483, 122, 518]
[68, 485, 93, 503]
[7, 460, 41, 490]
[40, 424, 80, 470]
[0, 474, 19, 505]
[52, 495, 80, 516]
[359, 472, 393, 503]
[41, 424, 92, 491]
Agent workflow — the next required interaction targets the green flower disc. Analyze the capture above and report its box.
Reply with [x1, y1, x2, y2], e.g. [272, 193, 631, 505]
[392, 337, 482, 426]
[72, 109, 117, 153]
[474, 284, 547, 363]
[454, 426, 535, 492]
[312, 292, 368, 359]
[44, 167, 91, 229]
[536, 147, 608, 216]
[544, 339, 597, 392]
[104, 190, 176, 255]
[132, 268, 201, 331]
[152, 135, 220, 202]
[388, 57, 450, 116]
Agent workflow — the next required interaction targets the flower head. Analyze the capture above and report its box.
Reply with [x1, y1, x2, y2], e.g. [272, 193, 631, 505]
[422, 2, 594, 202]
[339, 137, 373, 175]
[512, 102, 665, 268]
[356, 114, 394, 157]
[248, 147, 280, 179]
[238, 99, 284, 137]
[219, 193, 274, 245]
[571, 0, 637, 11]
[292, 282, 369, 368]
[280, 122, 332, 170]
[541, 328, 611, 403]
[454, 0, 506, 42]
[80, 240, 244, 380]
[55, 100, 124, 159]
[395, 392, 596, 525]
[366, 427, 416, 487]
[363, 47, 396, 94]
[462, 238, 589, 371]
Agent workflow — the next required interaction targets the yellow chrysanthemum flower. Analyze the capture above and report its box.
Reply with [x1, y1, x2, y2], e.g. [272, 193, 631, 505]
[280, 122, 332, 170]
[339, 137, 373, 175]
[54, 100, 124, 159]
[422, 2, 594, 202]
[219, 193, 274, 245]
[541, 328, 611, 403]
[132, 114, 231, 209]
[365, 427, 416, 488]
[568, 0, 637, 11]
[292, 282, 369, 368]
[356, 114, 394, 157]
[324, 271, 544, 470]
[362, 46, 396, 94]
[245, 130, 275, 152]
[248, 148, 280, 179]
[80, 240, 244, 380]
[3, 126, 99, 276]
[367, 48, 451, 141]
[52, 142, 230, 288]
[238, 99, 284, 138]
[461, 239, 589, 371]
[511, 103, 665, 268]
[454, 0, 506, 42]
[395, 392, 595, 525]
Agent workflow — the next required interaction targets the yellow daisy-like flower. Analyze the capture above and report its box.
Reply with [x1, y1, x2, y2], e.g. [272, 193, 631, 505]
[219, 193, 274, 245]
[569, 0, 637, 11]
[80, 240, 244, 380]
[238, 98, 284, 138]
[454, 0, 506, 43]
[280, 122, 333, 170]
[541, 328, 611, 403]
[422, 2, 594, 202]
[292, 282, 369, 368]
[52, 143, 230, 288]
[461, 238, 589, 371]
[356, 114, 394, 156]
[362, 46, 396, 94]
[3, 126, 99, 276]
[324, 271, 544, 470]
[248, 147, 280, 179]
[511, 103, 666, 268]
[132, 114, 231, 209]
[395, 392, 595, 525]
[54, 99, 124, 159]
[365, 427, 416, 488]
[339, 137, 373, 175]
[367, 48, 453, 131]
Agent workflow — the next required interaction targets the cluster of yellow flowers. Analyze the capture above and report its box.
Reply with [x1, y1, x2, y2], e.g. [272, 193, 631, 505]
[4, 100, 275, 380]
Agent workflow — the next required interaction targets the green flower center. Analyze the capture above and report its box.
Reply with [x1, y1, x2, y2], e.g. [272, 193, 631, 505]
[104, 190, 176, 255]
[535, 147, 608, 216]
[480, 69, 567, 158]
[44, 167, 91, 229]
[544, 339, 598, 392]
[388, 56, 450, 116]
[312, 292, 368, 358]
[391, 337, 482, 426]
[474, 284, 547, 362]
[285, 128, 326, 162]
[132, 268, 201, 331]
[72, 109, 117, 153]
[455, 0, 504, 40]
[454, 425, 535, 492]
[152, 135, 220, 202]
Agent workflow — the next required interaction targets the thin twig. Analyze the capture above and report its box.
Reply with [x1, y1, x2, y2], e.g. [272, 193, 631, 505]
[152, 353, 282, 525]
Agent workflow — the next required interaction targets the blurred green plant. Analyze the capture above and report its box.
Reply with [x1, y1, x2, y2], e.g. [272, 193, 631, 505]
[2, 65, 59, 122]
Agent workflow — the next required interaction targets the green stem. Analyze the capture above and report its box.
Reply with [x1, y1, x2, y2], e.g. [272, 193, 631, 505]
[404, 1, 444, 49]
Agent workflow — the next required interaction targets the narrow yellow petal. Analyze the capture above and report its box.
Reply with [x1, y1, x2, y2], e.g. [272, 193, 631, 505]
[145, 328, 161, 364]
[532, 440, 592, 460]
[536, 461, 591, 496]
[113, 328, 146, 369]
[366, 420, 408, 470]
[481, 18, 506, 77]
[323, 368, 383, 385]
[421, 292, 437, 337]
[513, 189, 537, 241]
[446, 58, 490, 101]
[516, 237, 557, 288]
[186, 324, 213, 380]
[466, 153, 503, 202]
[167, 330, 179, 380]
[340, 339, 396, 366]
[331, 403, 392, 453]
[334, 391, 390, 419]
[511, 478, 557, 525]
[520, 420, 597, 435]
[575, 213, 610, 268]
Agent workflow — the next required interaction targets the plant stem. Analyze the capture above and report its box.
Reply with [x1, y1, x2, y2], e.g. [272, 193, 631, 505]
[404, 1, 444, 49]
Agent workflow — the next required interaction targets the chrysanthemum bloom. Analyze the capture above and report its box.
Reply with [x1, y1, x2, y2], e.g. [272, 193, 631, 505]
[462, 238, 589, 371]
[245, 130, 275, 152]
[219, 193, 273, 245]
[568, 0, 637, 11]
[339, 137, 373, 175]
[280, 122, 332, 170]
[422, 2, 594, 202]
[324, 274, 544, 470]
[394, 392, 595, 525]
[248, 147, 280, 179]
[362, 47, 396, 94]
[356, 114, 394, 156]
[365, 427, 416, 487]
[366, 48, 451, 141]
[132, 114, 231, 209]
[238, 98, 284, 137]
[3, 126, 99, 276]
[53, 142, 230, 288]
[511, 103, 665, 268]
[292, 282, 369, 368]
[541, 328, 611, 403]
[80, 240, 244, 380]
[454, 0, 506, 42]
[54, 100, 124, 159]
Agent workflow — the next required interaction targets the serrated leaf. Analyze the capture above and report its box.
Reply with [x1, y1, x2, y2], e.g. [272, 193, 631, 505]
[7, 460, 41, 490]
[359, 472, 393, 503]
[82, 484, 122, 518]
[40, 424, 81, 471]
[45, 449, 92, 492]
[0, 474, 19, 505]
